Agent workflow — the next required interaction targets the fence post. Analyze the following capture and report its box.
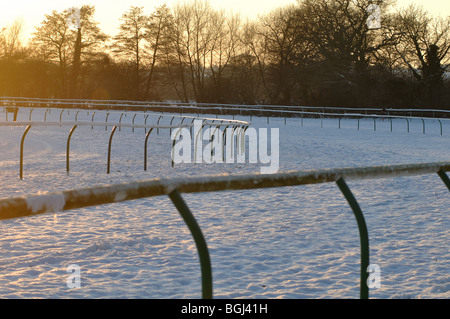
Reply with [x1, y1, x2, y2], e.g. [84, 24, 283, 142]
[105, 113, 110, 131]
[437, 169, 450, 191]
[168, 189, 213, 299]
[20, 125, 32, 180]
[222, 125, 231, 162]
[91, 112, 96, 130]
[66, 125, 78, 174]
[144, 114, 149, 134]
[336, 177, 370, 299]
[107, 126, 118, 174]
[170, 116, 175, 135]
[132, 114, 137, 133]
[144, 128, 154, 171]
[157, 115, 163, 134]
[119, 113, 124, 132]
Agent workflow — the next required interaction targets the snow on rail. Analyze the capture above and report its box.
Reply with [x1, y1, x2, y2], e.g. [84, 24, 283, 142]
[3, 96, 450, 119]
[1, 161, 450, 220]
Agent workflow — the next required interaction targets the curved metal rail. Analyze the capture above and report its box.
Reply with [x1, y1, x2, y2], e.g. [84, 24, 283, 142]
[1, 120, 249, 179]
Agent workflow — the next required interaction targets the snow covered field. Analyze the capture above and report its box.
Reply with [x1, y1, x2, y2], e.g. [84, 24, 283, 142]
[0, 106, 449, 299]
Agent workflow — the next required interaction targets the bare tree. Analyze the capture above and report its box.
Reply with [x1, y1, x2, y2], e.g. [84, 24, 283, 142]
[0, 19, 25, 59]
[171, 0, 239, 102]
[31, 6, 106, 98]
[300, 0, 396, 68]
[32, 10, 73, 96]
[144, 4, 174, 100]
[258, 5, 318, 104]
[206, 11, 242, 102]
[393, 4, 450, 105]
[239, 20, 270, 103]
[113, 6, 148, 99]
[72, 5, 108, 98]
[293, 0, 401, 105]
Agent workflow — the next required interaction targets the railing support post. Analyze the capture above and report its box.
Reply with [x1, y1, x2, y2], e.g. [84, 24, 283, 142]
[144, 128, 154, 171]
[157, 115, 163, 134]
[19, 125, 32, 180]
[437, 169, 450, 191]
[144, 114, 149, 133]
[66, 125, 78, 174]
[132, 114, 137, 133]
[168, 189, 213, 299]
[336, 177, 370, 299]
[107, 126, 117, 174]
[91, 112, 95, 130]
[119, 113, 124, 132]
[170, 116, 176, 135]
[105, 113, 110, 131]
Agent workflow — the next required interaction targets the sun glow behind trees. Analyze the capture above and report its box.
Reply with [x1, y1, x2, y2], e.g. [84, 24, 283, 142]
[0, 0, 449, 106]
[3, 0, 447, 42]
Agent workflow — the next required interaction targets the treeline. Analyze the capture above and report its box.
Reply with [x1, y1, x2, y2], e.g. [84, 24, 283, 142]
[1, 0, 449, 108]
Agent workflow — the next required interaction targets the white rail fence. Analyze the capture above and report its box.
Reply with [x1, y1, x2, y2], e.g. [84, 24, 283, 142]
[2, 97, 450, 134]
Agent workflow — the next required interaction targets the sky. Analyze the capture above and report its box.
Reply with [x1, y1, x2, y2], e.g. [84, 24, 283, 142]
[0, 0, 448, 43]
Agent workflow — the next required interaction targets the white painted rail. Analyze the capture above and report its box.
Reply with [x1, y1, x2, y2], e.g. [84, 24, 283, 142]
[2, 161, 450, 220]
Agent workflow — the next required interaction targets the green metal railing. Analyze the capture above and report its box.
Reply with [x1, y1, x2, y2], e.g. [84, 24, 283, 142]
[1, 162, 450, 299]
[1, 119, 249, 179]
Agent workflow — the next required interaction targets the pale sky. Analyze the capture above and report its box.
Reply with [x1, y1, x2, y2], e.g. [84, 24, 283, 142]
[0, 0, 448, 43]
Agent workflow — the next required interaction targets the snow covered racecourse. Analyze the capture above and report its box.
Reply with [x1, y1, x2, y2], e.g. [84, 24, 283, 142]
[0, 106, 449, 299]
